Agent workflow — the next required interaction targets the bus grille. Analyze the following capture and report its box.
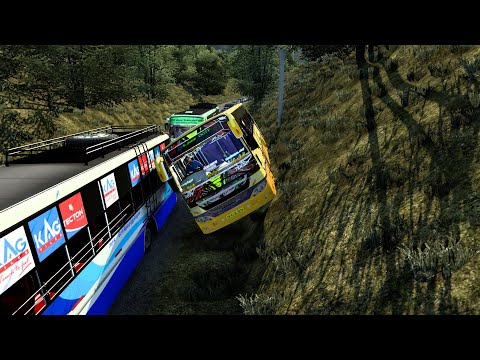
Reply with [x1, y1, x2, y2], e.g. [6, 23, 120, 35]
[207, 186, 251, 212]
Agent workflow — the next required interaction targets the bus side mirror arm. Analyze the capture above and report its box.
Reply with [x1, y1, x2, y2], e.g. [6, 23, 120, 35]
[155, 157, 168, 182]
[226, 113, 243, 139]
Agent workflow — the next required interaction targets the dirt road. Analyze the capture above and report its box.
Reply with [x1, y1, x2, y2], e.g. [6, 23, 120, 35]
[108, 192, 265, 315]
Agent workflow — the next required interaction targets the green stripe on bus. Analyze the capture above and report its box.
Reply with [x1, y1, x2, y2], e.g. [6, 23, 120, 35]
[187, 130, 198, 139]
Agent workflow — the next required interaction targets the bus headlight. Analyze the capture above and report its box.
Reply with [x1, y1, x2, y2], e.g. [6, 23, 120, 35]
[252, 180, 266, 197]
[196, 216, 213, 223]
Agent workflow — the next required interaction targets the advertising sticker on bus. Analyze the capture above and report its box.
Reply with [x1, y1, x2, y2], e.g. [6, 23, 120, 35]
[59, 192, 88, 240]
[148, 149, 155, 171]
[0, 226, 36, 295]
[128, 159, 141, 187]
[153, 146, 161, 161]
[100, 173, 119, 209]
[138, 153, 149, 177]
[28, 207, 66, 262]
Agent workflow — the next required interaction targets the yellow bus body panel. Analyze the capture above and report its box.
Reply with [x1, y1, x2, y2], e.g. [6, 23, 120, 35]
[195, 170, 276, 234]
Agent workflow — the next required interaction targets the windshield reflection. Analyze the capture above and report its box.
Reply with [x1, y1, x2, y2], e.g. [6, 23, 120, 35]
[171, 130, 247, 189]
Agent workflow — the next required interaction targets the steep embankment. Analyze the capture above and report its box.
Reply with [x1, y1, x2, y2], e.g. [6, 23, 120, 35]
[251, 45, 480, 314]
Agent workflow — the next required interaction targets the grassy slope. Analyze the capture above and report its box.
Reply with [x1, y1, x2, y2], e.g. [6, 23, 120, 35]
[253, 45, 480, 314]
[54, 81, 240, 135]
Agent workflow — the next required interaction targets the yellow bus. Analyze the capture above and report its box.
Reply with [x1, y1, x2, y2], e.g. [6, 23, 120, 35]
[156, 103, 276, 234]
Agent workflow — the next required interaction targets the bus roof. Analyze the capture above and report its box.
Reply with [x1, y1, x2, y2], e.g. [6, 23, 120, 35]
[172, 108, 216, 117]
[0, 131, 168, 234]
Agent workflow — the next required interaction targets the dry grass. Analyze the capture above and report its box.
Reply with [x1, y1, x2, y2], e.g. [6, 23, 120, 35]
[54, 85, 193, 135]
[53, 82, 240, 137]
[252, 45, 480, 314]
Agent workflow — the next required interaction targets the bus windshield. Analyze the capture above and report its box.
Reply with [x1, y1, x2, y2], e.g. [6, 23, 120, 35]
[172, 130, 247, 186]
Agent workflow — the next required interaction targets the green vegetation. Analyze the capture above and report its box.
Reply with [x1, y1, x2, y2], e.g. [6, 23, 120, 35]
[0, 45, 236, 165]
[7, 44, 480, 315]
[250, 45, 480, 314]
[230, 45, 279, 104]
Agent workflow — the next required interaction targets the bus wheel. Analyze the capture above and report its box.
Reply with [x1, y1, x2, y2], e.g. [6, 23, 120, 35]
[168, 178, 180, 193]
[144, 226, 153, 252]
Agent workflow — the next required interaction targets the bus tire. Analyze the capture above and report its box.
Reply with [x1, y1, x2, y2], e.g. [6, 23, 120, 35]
[168, 178, 180, 193]
[144, 225, 153, 252]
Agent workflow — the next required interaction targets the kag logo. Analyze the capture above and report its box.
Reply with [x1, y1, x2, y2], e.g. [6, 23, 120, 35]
[130, 164, 140, 181]
[102, 177, 116, 195]
[32, 217, 63, 253]
[1, 234, 28, 267]
[28, 206, 65, 262]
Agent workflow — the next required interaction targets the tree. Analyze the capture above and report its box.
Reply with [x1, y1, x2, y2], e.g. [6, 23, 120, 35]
[294, 45, 354, 62]
[230, 45, 278, 103]
[192, 49, 227, 96]
[135, 45, 176, 100]
[170, 45, 198, 91]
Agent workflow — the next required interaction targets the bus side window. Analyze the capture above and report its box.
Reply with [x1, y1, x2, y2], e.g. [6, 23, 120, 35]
[66, 227, 94, 273]
[149, 165, 160, 192]
[141, 172, 153, 200]
[81, 182, 107, 248]
[106, 201, 122, 234]
[115, 163, 134, 224]
[120, 192, 134, 223]
[131, 182, 144, 211]
[232, 107, 258, 150]
[36, 246, 73, 299]
[90, 213, 108, 250]
[0, 272, 38, 315]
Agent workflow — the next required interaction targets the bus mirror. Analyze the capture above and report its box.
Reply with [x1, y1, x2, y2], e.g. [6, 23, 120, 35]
[226, 113, 243, 139]
[155, 157, 168, 182]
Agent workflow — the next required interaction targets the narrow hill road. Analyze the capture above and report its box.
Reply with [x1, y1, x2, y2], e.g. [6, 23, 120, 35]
[108, 190, 264, 315]
[108, 194, 197, 314]
[109, 98, 262, 315]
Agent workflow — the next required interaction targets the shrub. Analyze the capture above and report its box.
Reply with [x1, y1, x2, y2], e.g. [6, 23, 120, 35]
[236, 293, 283, 315]
[370, 82, 387, 98]
[413, 46, 439, 61]
[428, 62, 450, 78]
[400, 239, 478, 281]
[397, 89, 410, 107]
[335, 89, 354, 102]
[385, 58, 398, 72]
[180, 261, 245, 301]
[459, 57, 480, 81]
[468, 90, 480, 108]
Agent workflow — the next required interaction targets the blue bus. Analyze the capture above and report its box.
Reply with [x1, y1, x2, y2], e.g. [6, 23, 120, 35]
[0, 125, 176, 315]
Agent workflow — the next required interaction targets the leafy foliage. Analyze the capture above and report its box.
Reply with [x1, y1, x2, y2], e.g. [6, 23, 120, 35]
[230, 45, 278, 103]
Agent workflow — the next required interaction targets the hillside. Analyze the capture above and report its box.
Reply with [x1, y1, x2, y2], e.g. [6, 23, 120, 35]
[0, 81, 240, 165]
[54, 81, 240, 135]
[250, 45, 480, 314]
